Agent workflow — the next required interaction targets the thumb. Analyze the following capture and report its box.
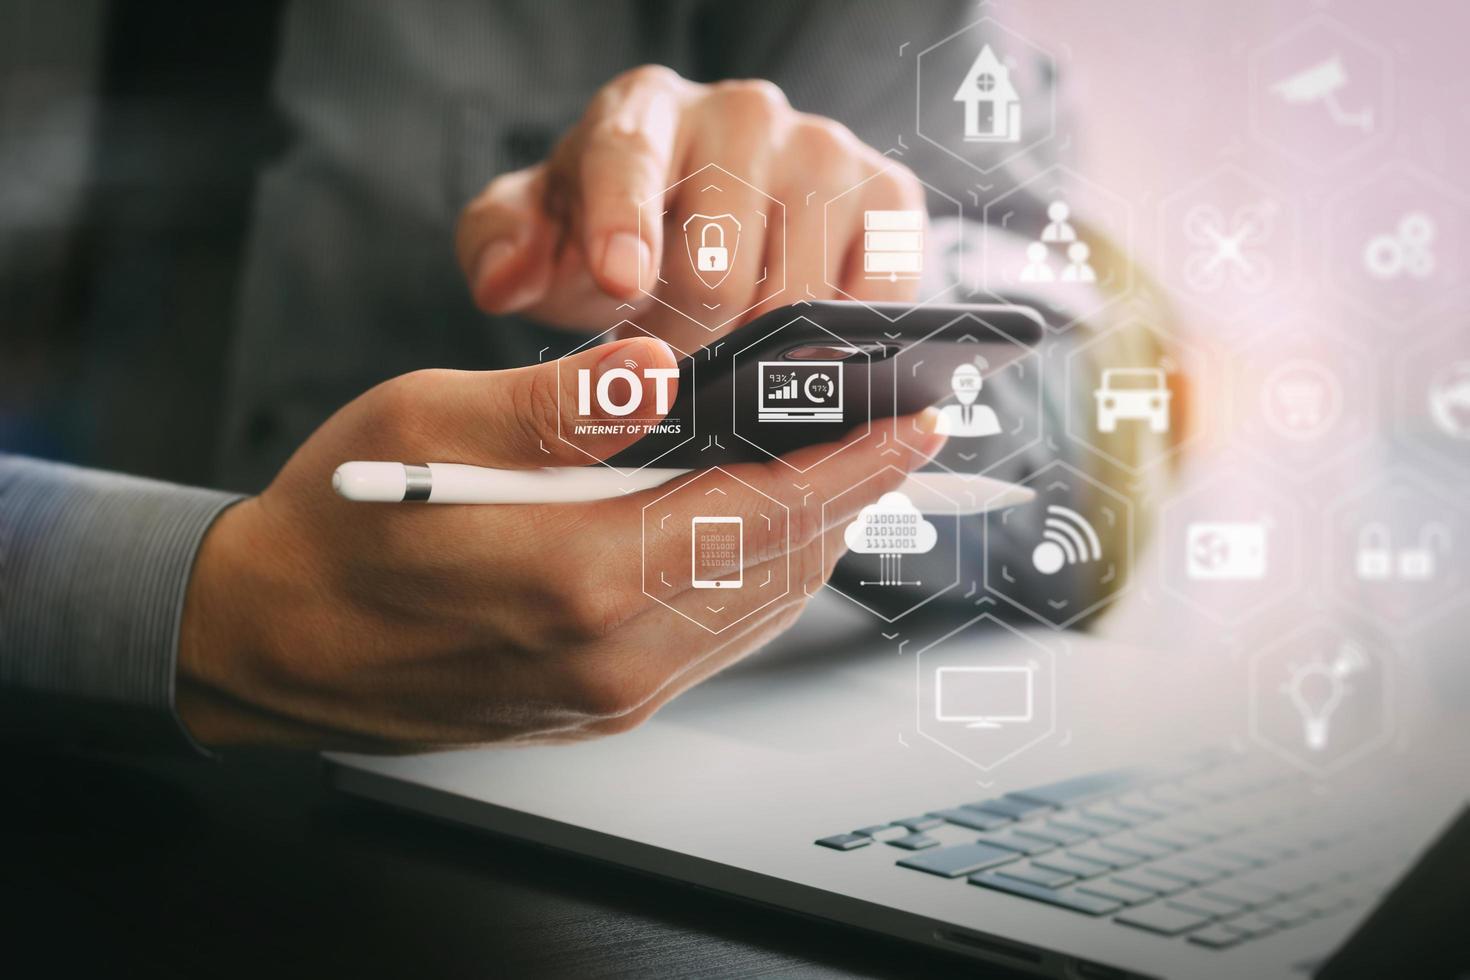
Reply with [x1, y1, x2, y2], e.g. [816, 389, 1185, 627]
[455, 165, 558, 314]
[464, 336, 681, 468]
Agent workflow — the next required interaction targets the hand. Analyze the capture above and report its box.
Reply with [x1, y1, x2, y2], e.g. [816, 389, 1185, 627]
[177, 338, 945, 750]
[455, 66, 924, 351]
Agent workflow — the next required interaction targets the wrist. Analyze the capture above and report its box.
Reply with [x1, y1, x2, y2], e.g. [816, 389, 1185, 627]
[176, 498, 281, 747]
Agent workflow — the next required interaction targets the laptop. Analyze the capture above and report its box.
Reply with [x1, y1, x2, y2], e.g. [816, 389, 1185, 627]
[325, 596, 1467, 979]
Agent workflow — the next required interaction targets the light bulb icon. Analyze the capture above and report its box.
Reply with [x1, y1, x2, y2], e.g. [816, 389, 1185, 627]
[1281, 642, 1368, 752]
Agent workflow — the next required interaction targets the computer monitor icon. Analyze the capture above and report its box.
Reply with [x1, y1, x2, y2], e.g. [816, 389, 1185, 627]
[934, 666, 1035, 729]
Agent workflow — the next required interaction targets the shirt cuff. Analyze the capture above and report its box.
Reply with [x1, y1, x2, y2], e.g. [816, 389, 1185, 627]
[0, 455, 242, 755]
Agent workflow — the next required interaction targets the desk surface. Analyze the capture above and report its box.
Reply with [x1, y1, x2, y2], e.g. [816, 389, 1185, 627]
[9, 750, 1030, 978]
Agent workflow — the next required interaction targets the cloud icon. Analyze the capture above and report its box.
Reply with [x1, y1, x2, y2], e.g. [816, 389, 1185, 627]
[845, 491, 938, 555]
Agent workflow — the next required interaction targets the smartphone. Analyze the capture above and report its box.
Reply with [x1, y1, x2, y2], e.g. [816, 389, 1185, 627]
[691, 516, 743, 589]
[608, 301, 1045, 469]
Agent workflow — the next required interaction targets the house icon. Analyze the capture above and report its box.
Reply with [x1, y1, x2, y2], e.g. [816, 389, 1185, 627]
[954, 45, 1021, 143]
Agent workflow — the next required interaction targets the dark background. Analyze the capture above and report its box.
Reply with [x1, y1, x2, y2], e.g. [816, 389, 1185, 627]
[0, 1, 283, 484]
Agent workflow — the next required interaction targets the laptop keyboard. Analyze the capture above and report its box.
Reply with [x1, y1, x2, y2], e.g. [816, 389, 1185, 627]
[814, 754, 1398, 951]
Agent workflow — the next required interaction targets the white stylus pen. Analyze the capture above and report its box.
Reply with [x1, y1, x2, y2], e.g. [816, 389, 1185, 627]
[332, 462, 1034, 515]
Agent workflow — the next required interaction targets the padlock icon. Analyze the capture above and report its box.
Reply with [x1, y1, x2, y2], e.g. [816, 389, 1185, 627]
[697, 222, 728, 272]
[1397, 522, 1450, 581]
[1355, 522, 1393, 581]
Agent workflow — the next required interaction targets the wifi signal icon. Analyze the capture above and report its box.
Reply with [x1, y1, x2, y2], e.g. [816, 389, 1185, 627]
[1031, 505, 1103, 575]
[623, 358, 640, 371]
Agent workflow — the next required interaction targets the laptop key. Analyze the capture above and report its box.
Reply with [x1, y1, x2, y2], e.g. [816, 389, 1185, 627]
[929, 807, 1012, 832]
[1113, 868, 1190, 896]
[893, 815, 943, 832]
[1100, 835, 1173, 860]
[1067, 842, 1136, 869]
[888, 833, 941, 850]
[1007, 770, 1141, 809]
[815, 834, 871, 851]
[970, 871, 1123, 915]
[974, 828, 1056, 856]
[994, 861, 1077, 889]
[855, 824, 910, 842]
[1014, 822, 1092, 847]
[1048, 813, 1123, 838]
[1033, 852, 1112, 879]
[896, 841, 1022, 878]
[969, 796, 1052, 821]
[1199, 880, 1278, 908]
[1104, 873, 1163, 897]
[1219, 911, 1280, 938]
[1167, 891, 1246, 919]
[1115, 904, 1212, 936]
[1080, 802, 1141, 828]
[1076, 879, 1157, 906]
[1188, 923, 1252, 949]
[1144, 858, 1221, 886]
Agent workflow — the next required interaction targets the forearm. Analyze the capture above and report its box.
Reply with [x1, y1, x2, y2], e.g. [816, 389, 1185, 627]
[0, 454, 240, 754]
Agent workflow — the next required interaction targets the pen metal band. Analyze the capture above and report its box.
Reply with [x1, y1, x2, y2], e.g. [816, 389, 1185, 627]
[403, 464, 433, 502]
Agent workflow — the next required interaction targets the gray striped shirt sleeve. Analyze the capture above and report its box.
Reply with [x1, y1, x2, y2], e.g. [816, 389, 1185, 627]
[0, 454, 241, 754]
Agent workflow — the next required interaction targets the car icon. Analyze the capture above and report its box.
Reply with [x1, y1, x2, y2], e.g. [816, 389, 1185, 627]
[1095, 367, 1171, 433]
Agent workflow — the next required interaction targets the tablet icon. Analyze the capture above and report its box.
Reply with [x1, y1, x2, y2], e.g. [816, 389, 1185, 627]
[757, 361, 843, 422]
[691, 516, 743, 589]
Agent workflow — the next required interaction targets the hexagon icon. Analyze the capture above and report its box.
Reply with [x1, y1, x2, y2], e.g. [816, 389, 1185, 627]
[1065, 315, 1208, 476]
[822, 467, 961, 623]
[638, 163, 786, 334]
[1324, 163, 1470, 329]
[915, 16, 1057, 178]
[981, 165, 1134, 333]
[1396, 317, 1470, 474]
[1247, 14, 1392, 172]
[1232, 327, 1376, 482]
[1324, 470, 1470, 633]
[983, 460, 1132, 630]
[914, 612, 1059, 774]
[554, 320, 695, 475]
[822, 165, 963, 319]
[1158, 459, 1304, 627]
[641, 467, 790, 635]
[732, 314, 871, 473]
[892, 311, 1041, 477]
[1156, 163, 1301, 325]
[1248, 617, 1394, 779]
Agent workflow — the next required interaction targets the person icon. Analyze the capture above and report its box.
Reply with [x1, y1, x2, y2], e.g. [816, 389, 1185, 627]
[1019, 241, 1055, 283]
[1062, 240, 1095, 282]
[935, 359, 1002, 438]
[1041, 200, 1076, 243]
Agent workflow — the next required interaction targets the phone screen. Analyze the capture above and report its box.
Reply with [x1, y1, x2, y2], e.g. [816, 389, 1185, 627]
[691, 517, 743, 589]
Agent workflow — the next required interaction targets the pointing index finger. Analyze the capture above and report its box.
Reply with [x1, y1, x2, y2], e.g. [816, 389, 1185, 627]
[574, 66, 689, 300]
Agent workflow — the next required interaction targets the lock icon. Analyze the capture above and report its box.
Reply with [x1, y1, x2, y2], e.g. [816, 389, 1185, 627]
[1355, 523, 1393, 581]
[1397, 522, 1451, 581]
[697, 222, 728, 272]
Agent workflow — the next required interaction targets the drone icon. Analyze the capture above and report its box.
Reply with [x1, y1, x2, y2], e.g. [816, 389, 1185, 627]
[1182, 201, 1278, 293]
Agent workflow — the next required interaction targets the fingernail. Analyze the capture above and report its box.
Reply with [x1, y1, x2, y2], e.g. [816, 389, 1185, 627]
[590, 338, 675, 419]
[910, 407, 948, 467]
[600, 232, 651, 297]
[474, 239, 517, 288]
